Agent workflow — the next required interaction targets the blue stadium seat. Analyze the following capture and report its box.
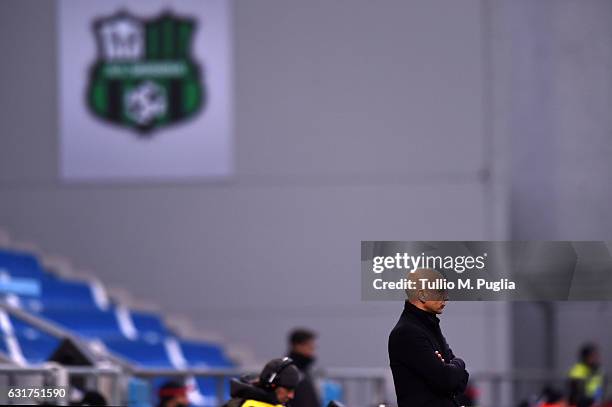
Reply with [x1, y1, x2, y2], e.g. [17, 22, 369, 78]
[0, 249, 44, 278]
[0, 249, 44, 298]
[14, 334, 60, 364]
[36, 275, 99, 310]
[0, 249, 240, 390]
[39, 308, 124, 340]
[1, 314, 61, 364]
[130, 310, 171, 342]
[104, 338, 174, 368]
[0, 331, 8, 355]
[180, 340, 234, 368]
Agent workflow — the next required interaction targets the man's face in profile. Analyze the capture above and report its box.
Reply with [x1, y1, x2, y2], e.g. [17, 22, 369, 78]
[422, 289, 449, 314]
[423, 299, 447, 314]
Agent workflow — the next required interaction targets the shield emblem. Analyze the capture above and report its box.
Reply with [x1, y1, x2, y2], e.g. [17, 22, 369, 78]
[87, 11, 205, 134]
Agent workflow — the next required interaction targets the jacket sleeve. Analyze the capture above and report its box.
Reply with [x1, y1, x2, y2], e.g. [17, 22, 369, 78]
[391, 329, 469, 395]
[445, 341, 469, 393]
[445, 339, 456, 360]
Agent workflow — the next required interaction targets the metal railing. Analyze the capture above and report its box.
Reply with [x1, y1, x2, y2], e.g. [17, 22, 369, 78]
[0, 363, 124, 406]
[0, 363, 589, 407]
[319, 367, 388, 406]
[132, 367, 244, 406]
[0, 363, 388, 406]
[470, 370, 572, 407]
[0, 363, 68, 405]
[0, 303, 388, 406]
[131, 366, 389, 407]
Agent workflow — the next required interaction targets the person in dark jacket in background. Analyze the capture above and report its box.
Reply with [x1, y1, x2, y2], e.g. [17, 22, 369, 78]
[287, 328, 321, 407]
[389, 268, 469, 407]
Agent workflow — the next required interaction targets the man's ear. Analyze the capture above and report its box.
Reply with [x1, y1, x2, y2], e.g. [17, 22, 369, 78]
[418, 289, 427, 302]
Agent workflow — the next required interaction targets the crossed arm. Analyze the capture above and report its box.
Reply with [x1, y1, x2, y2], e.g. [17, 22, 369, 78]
[391, 331, 469, 395]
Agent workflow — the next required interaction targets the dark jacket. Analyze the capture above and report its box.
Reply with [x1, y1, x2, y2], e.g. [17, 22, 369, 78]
[389, 301, 469, 407]
[223, 379, 282, 407]
[287, 352, 321, 407]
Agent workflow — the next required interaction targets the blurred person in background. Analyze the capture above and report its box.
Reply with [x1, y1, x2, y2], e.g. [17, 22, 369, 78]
[568, 343, 605, 407]
[287, 328, 321, 407]
[224, 357, 300, 407]
[389, 268, 469, 407]
[157, 380, 189, 407]
[536, 386, 568, 407]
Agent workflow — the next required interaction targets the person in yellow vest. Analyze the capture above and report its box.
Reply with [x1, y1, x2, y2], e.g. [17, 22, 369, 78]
[224, 357, 301, 407]
[568, 343, 605, 407]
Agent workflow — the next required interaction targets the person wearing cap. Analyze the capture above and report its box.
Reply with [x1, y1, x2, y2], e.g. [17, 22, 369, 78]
[388, 268, 469, 407]
[224, 357, 301, 407]
[157, 381, 189, 407]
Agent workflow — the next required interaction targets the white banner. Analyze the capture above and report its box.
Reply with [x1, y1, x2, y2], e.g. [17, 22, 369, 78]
[59, 0, 233, 181]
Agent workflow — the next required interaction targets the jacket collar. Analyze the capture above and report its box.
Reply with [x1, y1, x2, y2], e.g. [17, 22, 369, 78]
[403, 300, 440, 329]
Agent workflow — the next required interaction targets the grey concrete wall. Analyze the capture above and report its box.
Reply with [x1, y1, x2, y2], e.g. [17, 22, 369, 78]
[0, 1, 510, 393]
[495, 0, 612, 401]
[504, 0, 612, 241]
[555, 302, 612, 372]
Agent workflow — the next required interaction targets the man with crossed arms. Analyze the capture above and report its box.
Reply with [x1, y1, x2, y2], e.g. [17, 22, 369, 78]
[389, 268, 469, 407]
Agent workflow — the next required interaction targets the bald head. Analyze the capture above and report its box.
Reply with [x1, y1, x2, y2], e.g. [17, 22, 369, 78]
[405, 268, 448, 314]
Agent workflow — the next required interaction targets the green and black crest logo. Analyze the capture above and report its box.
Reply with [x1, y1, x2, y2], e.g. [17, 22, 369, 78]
[87, 11, 205, 134]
